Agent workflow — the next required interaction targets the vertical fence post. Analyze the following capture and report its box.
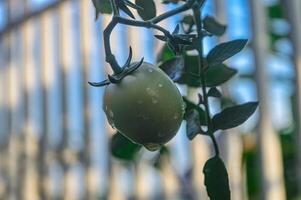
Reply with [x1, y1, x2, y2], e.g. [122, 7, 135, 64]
[281, 0, 301, 196]
[78, 0, 93, 199]
[39, 10, 55, 200]
[213, 1, 244, 199]
[249, 0, 286, 199]
[0, 36, 8, 200]
[21, 7, 40, 200]
[58, 2, 72, 199]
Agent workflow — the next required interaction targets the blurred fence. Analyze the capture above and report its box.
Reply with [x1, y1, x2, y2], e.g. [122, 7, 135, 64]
[0, 0, 300, 200]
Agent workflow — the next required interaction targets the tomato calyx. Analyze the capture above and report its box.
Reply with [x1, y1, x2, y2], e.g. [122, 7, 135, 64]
[89, 47, 144, 87]
[108, 57, 144, 83]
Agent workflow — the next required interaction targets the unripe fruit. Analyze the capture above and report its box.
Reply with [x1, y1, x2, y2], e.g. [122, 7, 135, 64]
[103, 62, 185, 151]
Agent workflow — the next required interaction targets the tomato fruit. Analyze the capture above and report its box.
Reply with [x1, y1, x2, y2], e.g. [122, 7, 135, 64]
[103, 62, 185, 151]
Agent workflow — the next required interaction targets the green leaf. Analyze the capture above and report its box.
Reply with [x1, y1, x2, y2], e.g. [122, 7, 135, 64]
[118, 1, 135, 19]
[212, 101, 259, 132]
[207, 39, 248, 66]
[176, 55, 203, 87]
[182, 15, 195, 26]
[203, 156, 231, 200]
[207, 87, 222, 98]
[268, 4, 283, 18]
[156, 44, 175, 64]
[110, 132, 141, 161]
[155, 35, 168, 42]
[92, 0, 112, 19]
[203, 16, 227, 36]
[185, 109, 206, 140]
[205, 64, 237, 87]
[152, 146, 170, 169]
[183, 97, 207, 125]
[175, 56, 236, 87]
[135, 0, 156, 20]
[159, 56, 184, 81]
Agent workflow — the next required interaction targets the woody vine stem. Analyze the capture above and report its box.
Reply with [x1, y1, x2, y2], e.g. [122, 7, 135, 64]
[104, 0, 219, 156]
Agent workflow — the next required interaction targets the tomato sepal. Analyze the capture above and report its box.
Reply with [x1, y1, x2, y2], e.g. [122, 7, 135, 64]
[89, 47, 144, 86]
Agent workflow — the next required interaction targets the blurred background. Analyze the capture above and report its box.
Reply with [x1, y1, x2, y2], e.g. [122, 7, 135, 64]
[0, 0, 301, 199]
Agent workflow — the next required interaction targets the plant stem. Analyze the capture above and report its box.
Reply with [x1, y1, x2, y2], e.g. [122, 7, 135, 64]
[192, 2, 219, 157]
[103, 17, 122, 74]
[110, 0, 119, 16]
[151, 0, 196, 24]
[103, 0, 202, 74]
[116, 17, 172, 37]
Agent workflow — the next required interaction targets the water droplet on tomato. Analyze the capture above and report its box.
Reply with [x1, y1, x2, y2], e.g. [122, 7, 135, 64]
[152, 98, 158, 104]
[148, 69, 153, 73]
[144, 143, 161, 151]
[158, 83, 163, 88]
[109, 110, 114, 117]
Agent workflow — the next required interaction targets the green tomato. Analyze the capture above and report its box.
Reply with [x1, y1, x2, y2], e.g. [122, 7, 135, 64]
[103, 62, 185, 151]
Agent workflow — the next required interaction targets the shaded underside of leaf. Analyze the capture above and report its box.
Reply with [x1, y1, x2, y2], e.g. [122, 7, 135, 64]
[205, 64, 237, 87]
[92, 0, 112, 17]
[159, 56, 184, 81]
[185, 109, 205, 140]
[135, 0, 157, 20]
[203, 15, 227, 36]
[207, 39, 248, 66]
[183, 97, 207, 125]
[110, 132, 141, 161]
[212, 101, 259, 132]
[203, 156, 231, 200]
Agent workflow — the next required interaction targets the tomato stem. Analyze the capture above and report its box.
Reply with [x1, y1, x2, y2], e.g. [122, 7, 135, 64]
[192, 1, 220, 157]
[103, 0, 204, 74]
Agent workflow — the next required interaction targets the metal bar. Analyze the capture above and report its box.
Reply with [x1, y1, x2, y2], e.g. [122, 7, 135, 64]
[213, 1, 244, 199]
[21, 7, 40, 200]
[37, 10, 55, 200]
[280, 0, 301, 195]
[78, 0, 93, 199]
[249, 0, 286, 199]
[58, 2, 72, 199]
[0, 0, 68, 38]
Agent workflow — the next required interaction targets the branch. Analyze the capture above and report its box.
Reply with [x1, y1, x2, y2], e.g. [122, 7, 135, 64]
[103, 0, 204, 74]
[151, 0, 196, 24]
[192, 1, 219, 156]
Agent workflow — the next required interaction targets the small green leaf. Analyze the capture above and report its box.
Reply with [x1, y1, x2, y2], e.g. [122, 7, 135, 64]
[212, 101, 259, 132]
[111, 132, 141, 161]
[205, 64, 237, 87]
[118, 1, 135, 19]
[203, 16, 227, 36]
[185, 109, 206, 140]
[176, 55, 203, 87]
[268, 4, 283, 18]
[155, 35, 168, 42]
[124, 0, 143, 10]
[207, 87, 222, 98]
[135, 0, 156, 20]
[92, 0, 112, 19]
[159, 56, 184, 81]
[183, 97, 207, 125]
[152, 146, 170, 169]
[156, 44, 175, 64]
[203, 156, 231, 200]
[207, 39, 248, 66]
[182, 15, 195, 25]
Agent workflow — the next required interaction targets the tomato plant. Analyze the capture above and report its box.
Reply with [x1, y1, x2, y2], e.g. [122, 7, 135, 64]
[90, 0, 259, 199]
